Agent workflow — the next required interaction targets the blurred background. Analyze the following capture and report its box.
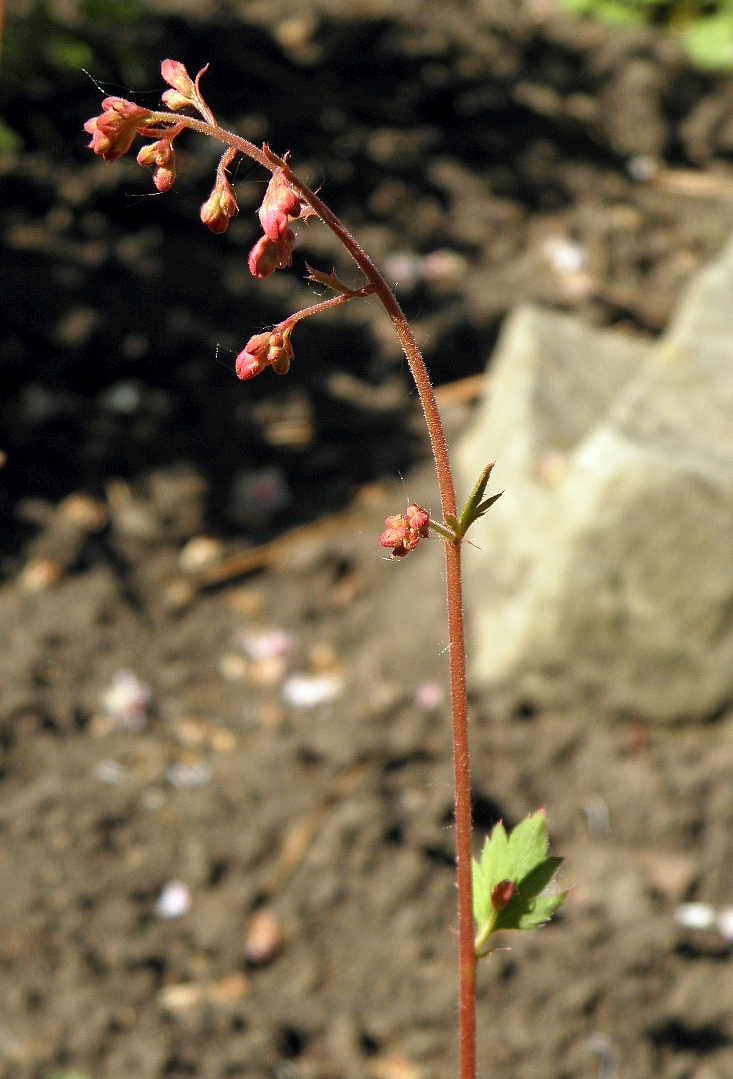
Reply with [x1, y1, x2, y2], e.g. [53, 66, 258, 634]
[4, 3, 733, 1079]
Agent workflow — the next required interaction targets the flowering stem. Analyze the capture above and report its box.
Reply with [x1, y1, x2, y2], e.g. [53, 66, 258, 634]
[145, 106, 478, 1079]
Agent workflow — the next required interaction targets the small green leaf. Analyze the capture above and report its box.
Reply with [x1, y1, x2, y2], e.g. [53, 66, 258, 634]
[473, 811, 565, 952]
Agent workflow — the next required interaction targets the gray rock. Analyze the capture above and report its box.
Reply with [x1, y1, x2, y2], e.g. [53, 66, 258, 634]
[456, 236, 733, 721]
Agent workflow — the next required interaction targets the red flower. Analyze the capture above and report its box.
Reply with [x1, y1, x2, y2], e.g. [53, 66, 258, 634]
[84, 98, 152, 162]
[248, 229, 295, 279]
[137, 139, 176, 192]
[258, 168, 304, 241]
[235, 327, 294, 380]
[200, 170, 239, 234]
[379, 504, 430, 558]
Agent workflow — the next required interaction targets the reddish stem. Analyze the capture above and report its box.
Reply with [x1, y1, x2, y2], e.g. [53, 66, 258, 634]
[147, 109, 478, 1079]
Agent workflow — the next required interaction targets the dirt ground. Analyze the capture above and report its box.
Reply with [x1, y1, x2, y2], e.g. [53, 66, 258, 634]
[5, 2, 733, 1078]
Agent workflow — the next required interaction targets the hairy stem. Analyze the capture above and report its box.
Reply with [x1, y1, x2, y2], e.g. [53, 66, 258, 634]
[151, 109, 478, 1079]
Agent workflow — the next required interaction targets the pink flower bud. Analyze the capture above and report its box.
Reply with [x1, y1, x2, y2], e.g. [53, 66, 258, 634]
[137, 139, 176, 191]
[162, 88, 193, 111]
[200, 171, 239, 234]
[161, 59, 196, 101]
[84, 97, 152, 162]
[235, 341, 269, 381]
[258, 168, 304, 241]
[379, 504, 430, 558]
[153, 163, 176, 192]
[247, 229, 295, 279]
[235, 328, 294, 381]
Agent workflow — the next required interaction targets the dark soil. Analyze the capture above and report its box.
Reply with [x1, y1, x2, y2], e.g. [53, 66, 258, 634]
[4, 2, 733, 1078]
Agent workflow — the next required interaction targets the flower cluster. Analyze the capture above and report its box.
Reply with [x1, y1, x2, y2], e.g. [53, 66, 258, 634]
[235, 326, 294, 381]
[246, 166, 311, 280]
[379, 504, 430, 558]
[84, 98, 153, 163]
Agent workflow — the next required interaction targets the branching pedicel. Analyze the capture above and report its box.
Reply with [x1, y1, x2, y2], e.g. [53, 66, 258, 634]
[85, 61, 565, 1079]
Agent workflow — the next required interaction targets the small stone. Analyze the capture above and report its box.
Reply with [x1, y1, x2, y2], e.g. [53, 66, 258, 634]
[226, 587, 264, 617]
[166, 761, 212, 788]
[414, 681, 444, 710]
[155, 881, 192, 919]
[282, 673, 343, 708]
[100, 670, 151, 731]
[541, 235, 588, 276]
[248, 656, 289, 687]
[95, 759, 128, 785]
[17, 557, 64, 592]
[163, 578, 195, 612]
[178, 536, 223, 574]
[627, 154, 659, 181]
[206, 973, 248, 1003]
[674, 902, 717, 931]
[367, 1056, 424, 1079]
[219, 654, 249, 682]
[58, 492, 107, 531]
[236, 627, 295, 662]
[245, 908, 283, 965]
[158, 982, 205, 1012]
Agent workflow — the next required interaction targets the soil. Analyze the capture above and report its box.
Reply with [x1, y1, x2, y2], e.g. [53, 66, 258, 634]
[4, 2, 733, 1078]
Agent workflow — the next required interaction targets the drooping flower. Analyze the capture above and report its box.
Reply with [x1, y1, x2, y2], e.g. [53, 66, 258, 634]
[137, 138, 177, 192]
[247, 229, 295, 279]
[235, 327, 294, 381]
[258, 168, 306, 241]
[200, 169, 239, 234]
[84, 98, 153, 162]
[379, 504, 430, 558]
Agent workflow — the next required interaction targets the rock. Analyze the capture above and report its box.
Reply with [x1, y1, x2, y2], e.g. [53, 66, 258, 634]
[456, 236, 733, 721]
